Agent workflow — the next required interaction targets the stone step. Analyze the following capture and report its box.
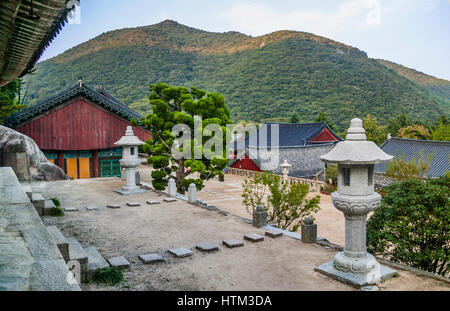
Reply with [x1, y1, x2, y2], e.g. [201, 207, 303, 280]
[67, 237, 88, 283]
[84, 246, 110, 282]
[46, 226, 69, 262]
[42, 200, 56, 216]
[30, 193, 45, 216]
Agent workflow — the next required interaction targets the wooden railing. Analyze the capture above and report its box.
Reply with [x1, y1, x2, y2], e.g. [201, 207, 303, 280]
[227, 167, 325, 192]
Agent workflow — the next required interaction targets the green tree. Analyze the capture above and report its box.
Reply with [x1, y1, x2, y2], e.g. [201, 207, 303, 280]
[431, 119, 450, 141]
[242, 171, 321, 232]
[314, 112, 338, 132]
[384, 150, 433, 182]
[397, 124, 431, 140]
[386, 114, 411, 137]
[0, 79, 26, 124]
[362, 114, 387, 145]
[142, 82, 230, 193]
[367, 178, 449, 277]
[290, 112, 300, 123]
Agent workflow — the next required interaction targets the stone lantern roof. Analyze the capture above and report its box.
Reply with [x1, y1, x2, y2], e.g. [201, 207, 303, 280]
[320, 118, 393, 165]
[280, 160, 291, 169]
[114, 126, 145, 147]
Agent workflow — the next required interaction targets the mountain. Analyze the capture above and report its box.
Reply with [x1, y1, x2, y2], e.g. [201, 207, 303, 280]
[24, 20, 449, 130]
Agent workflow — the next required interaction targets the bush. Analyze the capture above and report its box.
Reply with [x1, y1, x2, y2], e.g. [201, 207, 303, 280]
[51, 198, 61, 208]
[50, 207, 64, 217]
[367, 178, 449, 277]
[93, 267, 124, 285]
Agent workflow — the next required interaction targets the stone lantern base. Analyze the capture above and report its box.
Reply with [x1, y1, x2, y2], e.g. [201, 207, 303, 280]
[315, 255, 398, 287]
[115, 187, 147, 196]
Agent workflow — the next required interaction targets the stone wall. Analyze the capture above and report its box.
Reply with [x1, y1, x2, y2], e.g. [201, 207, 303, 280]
[0, 167, 80, 291]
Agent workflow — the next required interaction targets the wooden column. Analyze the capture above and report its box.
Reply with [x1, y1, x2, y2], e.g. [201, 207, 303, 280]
[56, 151, 65, 171]
[92, 150, 99, 178]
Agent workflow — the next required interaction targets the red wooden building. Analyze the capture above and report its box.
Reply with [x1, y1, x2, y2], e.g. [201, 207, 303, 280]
[7, 80, 152, 179]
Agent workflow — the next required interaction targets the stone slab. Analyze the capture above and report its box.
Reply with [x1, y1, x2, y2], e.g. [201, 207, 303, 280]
[114, 188, 147, 196]
[314, 261, 398, 287]
[127, 202, 140, 207]
[265, 230, 283, 238]
[138, 253, 165, 264]
[42, 200, 56, 216]
[107, 204, 121, 209]
[67, 238, 88, 265]
[244, 234, 265, 243]
[168, 248, 193, 258]
[46, 226, 69, 261]
[29, 259, 82, 291]
[84, 246, 110, 281]
[147, 200, 160, 205]
[108, 256, 130, 269]
[223, 239, 244, 248]
[22, 227, 63, 261]
[86, 206, 99, 211]
[64, 207, 79, 212]
[195, 242, 219, 252]
[163, 198, 177, 202]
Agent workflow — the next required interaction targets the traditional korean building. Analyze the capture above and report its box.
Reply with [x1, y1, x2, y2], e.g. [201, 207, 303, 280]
[6, 80, 152, 179]
[229, 122, 342, 178]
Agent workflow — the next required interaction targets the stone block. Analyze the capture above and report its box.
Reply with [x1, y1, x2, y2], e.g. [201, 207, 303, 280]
[64, 207, 79, 212]
[244, 234, 265, 243]
[86, 206, 99, 211]
[46, 226, 69, 261]
[67, 238, 88, 283]
[163, 198, 177, 203]
[147, 200, 160, 205]
[138, 253, 165, 264]
[126, 202, 140, 207]
[253, 205, 267, 228]
[84, 246, 110, 281]
[301, 217, 317, 243]
[107, 204, 121, 209]
[168, 178, 177, 197]
[108, 256, 130, 269]
[42, 200, 56, 216]
[29, 259, 81, 291]
[265, 230, 283, 238]
[195, 243, 219, 252]
[168, 248, 193, 258]
[222, 239, 244, 248]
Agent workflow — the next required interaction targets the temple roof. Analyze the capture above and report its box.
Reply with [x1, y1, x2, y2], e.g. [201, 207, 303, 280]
[7, 80, 142, 127]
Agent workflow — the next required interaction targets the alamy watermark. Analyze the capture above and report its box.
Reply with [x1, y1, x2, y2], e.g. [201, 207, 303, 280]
[66, 0, 81, 25]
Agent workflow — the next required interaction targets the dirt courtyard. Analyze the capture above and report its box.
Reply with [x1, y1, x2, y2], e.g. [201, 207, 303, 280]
[29, 176, 450, 291]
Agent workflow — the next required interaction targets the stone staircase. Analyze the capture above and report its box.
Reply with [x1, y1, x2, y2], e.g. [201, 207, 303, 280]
[47, 225, 109, 284]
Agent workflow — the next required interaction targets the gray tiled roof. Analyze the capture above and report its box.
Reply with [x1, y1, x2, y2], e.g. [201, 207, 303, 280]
[7, 80, 142, 127]
[374, 137, 450, 178]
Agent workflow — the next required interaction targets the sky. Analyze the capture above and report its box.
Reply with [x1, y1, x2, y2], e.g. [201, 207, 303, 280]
[41, 0, 450, 80]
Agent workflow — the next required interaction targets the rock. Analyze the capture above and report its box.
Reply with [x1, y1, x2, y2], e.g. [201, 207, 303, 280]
[195, 243, 219, 252]
[222, 239, 244, 248]
[138, 253, 164, 264]
[0, 125, 69, 182]
[168, 248, 193, 258]
[244, 234, 265, 243]
[108, 256, 130, 269]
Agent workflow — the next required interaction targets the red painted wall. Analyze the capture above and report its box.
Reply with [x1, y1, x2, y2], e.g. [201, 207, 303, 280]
[15, 97, 152, 151]
[231, 155, 261, 172]
[309, 127, 339, 143]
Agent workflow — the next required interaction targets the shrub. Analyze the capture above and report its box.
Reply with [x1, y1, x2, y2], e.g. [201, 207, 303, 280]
[367, 178, 449, 277]
[93, 267, 124, 285]
[50, 207, 64, 217]
[51, 198, 61, 208]
[242, 171, 321, 232]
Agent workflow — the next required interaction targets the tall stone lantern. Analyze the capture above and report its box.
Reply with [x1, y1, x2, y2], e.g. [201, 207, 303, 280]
[280, 160, 291, 184]
[114, 126, 146, 195]
[315, 118, 397, 287]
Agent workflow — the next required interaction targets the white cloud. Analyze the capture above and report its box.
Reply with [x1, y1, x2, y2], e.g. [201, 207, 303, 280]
[223, 0, 441, 37]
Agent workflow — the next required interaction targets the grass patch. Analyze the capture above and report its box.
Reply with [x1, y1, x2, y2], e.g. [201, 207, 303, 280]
[93, 267, 124, 285]
[50, 207, 64, 217]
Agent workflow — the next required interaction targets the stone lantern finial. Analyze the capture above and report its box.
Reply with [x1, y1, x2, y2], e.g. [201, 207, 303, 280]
[315, 118, 397, 287]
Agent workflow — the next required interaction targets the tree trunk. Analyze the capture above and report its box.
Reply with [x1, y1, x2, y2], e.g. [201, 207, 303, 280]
[176, 159, 185, 194]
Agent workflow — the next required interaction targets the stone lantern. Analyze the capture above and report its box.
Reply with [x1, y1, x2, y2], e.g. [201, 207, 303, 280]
[315, 118, 397, 287]
[114, 126, 146, 195]
[280, 160, 291, 184]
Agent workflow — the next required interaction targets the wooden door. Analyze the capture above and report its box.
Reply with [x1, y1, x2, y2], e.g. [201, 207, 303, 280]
[79, 158, 90, 179]
[66, 158, 78, 179]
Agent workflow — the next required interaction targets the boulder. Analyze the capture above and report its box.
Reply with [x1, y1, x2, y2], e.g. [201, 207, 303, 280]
[0, 125, 68, 181]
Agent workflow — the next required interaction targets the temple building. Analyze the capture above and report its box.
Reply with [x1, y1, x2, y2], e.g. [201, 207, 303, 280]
[7, 80, 152, 179]
[229, 122, 342, 178]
